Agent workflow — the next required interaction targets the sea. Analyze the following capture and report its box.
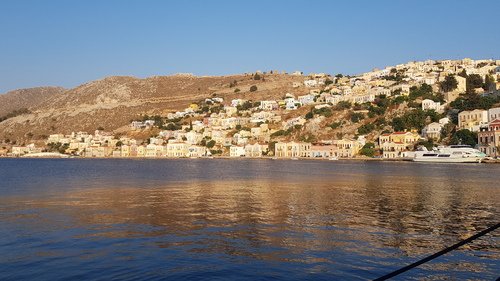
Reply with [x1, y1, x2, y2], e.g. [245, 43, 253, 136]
[0, 158, 499, 281]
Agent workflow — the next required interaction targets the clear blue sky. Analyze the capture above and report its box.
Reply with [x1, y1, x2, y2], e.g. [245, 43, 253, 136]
[1, 0, 498, 94]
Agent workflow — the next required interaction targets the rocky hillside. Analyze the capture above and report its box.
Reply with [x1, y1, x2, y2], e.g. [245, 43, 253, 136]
[0, 86, 67, 117]
[0, 73, 306, 144]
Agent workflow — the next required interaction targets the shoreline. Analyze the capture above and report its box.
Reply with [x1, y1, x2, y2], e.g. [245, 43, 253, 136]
[4, 154, 498, 163]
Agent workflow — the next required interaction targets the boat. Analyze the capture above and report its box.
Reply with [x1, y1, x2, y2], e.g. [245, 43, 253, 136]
[329, 157, 338, 161]
[413, 145, 487, 163]
[290, 157, 298, 160]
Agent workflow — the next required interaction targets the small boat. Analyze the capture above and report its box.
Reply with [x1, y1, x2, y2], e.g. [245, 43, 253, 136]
[290, 157, 298, 160]
[329, 157, 338, 161]
[413, 145, 487, 163]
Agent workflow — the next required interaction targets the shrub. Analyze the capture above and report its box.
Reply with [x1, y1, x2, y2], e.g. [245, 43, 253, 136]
[350, 112, 365, 123]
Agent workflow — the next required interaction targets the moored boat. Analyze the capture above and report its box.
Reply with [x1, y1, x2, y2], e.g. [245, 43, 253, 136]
[413, 145, 487, 163]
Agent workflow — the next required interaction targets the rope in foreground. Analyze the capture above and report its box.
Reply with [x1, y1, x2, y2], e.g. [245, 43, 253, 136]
[373, 222, 500, 281]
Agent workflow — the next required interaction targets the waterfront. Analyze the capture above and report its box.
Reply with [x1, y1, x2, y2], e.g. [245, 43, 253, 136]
[1, 158, 499, 280]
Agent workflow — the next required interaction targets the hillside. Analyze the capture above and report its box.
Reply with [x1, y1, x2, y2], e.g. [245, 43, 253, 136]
[0, 86, 67, 117]
[0, 73, 306, 144]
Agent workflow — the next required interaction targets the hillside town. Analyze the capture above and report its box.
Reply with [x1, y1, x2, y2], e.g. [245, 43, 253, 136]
[2, 58, 500, 159]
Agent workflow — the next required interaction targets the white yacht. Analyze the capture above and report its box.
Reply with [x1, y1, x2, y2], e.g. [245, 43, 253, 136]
[413, 145, 487, 163]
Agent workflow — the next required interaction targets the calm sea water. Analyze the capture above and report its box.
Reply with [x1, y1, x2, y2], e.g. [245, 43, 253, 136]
[0, 158, 499, 280]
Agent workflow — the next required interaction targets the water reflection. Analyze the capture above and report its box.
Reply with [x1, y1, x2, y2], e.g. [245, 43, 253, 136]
[1, 160, 499, 280]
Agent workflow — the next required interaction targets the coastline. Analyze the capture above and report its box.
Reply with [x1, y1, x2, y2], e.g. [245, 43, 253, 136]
[4, 154, 499, 163]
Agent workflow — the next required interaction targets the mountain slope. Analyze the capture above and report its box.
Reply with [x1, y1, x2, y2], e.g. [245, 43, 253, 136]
[0, 73, 306, 144]
[0, 86, 67, 117]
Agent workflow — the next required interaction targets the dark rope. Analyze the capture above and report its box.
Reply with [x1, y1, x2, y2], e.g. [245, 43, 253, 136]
[373, 222, 500, 281]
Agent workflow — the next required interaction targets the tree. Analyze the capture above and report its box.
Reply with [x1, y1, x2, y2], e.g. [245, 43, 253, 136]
[442, 122, 455, 137]
[440, 75, 458, 92]
[478, 96, 497, 110]
[466, 74, 483, 93]
[254, 73, 261, 80]
[360, 144, 376, 157]
[350, 112, 365, 123]
[416, 139, 434, 150]
[452, 129, 477, 146]
[358, 123, 376, 134]
[206, 140, 216, 148]
[390, 117, 405, 132]
[335, 101, 351, 110]
[250, 85, 258, 92]
[401, 109, 427, 132]
[483, 74, 495, 91]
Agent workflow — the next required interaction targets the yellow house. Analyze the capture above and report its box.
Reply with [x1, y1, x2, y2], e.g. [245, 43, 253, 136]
[379, 132, 420, 145]
[336, 139, 363, 158]
[299, 142, 311, 157]
[121, 145, 131, 157]
[137, 145, 146, 157]
[275, 141, 300, 157]
[458, 109, 488, 132]
[189, 104, 199, 110]
[379, 132, 420, 158]
[167, 142, 189, 157]
[382, 142, 407, 158]
[12, 146, 29, 156]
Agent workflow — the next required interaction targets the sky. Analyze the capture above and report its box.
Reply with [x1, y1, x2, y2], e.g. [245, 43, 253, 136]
[1, 0, 499, 94]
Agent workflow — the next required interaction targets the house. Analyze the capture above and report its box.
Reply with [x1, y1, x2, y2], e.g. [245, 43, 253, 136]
[121, 145, 131, 157]
[230, 145, 246, 157]
[421, 122, 443, 141]
[11, 146, 29, 156]
[297, 94, 315, 104]
[379, 132, 420, 158]
[137, 145, 146, 157]
[245, 143, 269, 157]
[129, 144, 138, 157]
[458, 109, 488, 132]
[146, 144, 166, 157]
[304, 80, 317, 87]
[477, 119, 500, 157]
[382, 142, 408, 158]
[421, 99, 442, 112]
[46, 134, 65, 143]
[260, 100, 279, 111]
[310, 142, 338, 158]
[284, 97, 300, 110]
[299, 142, 311, 157]
[96, 146, 113, 157]
[275, 141, 301, 158]
[167, 142, 189, 157]
[187, 145, 207, 157]
[488, 107, 500, 122]
[379, 132, 420, 146]
[336, 139, 363, 158]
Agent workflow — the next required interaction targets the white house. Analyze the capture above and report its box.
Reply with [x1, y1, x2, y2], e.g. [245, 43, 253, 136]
[422, 99, 442, 112]
[488, 107, 500, 122]
[304, 80, 317, 87]
[230, 145, 246, 157]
